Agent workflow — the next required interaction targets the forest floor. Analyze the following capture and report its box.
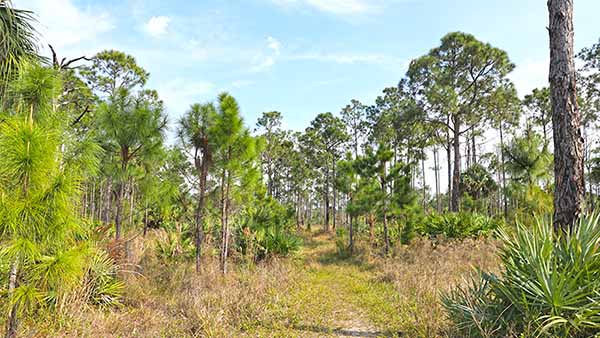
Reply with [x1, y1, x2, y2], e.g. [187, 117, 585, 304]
[246, 232, 407, 337]
[21, 229, 499, 337]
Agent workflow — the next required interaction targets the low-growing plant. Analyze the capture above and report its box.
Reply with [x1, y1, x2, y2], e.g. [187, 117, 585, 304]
[236, 196, 301, 260]
[420, 212, 501, 239]
[443, 214, 600, 337]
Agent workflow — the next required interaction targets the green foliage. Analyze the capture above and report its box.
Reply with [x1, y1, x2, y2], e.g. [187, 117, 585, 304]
[0, 1, 41, 99]
[444, 214, 600, 337]
[155, 227, 195, 261]
[0, 63, 121, 329]
[460, 164, 498, 200]
[420, 213, 500, 239]
[503, 128, 552, 186]
[237, 197, 300, 260]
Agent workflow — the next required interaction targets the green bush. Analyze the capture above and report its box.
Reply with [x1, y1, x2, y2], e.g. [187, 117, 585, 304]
[420, 212, 501, 239]
[443, 214, 600, 337]
[237, 197, 301, 260]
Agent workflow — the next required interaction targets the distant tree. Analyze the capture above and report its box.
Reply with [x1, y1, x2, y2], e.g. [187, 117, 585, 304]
[96, 89, 167, 239]
[487, 81, 521, 218]
[304, 113, 348, 231]
[179, 103, 218, 273]
[503, 128, 552, 187]
[408, 32, 515, 212]
[523, 87, 552, 145]
[256, 111, 283, 198]
[213, 93, 257, 274]
[341, 99, 367, 159]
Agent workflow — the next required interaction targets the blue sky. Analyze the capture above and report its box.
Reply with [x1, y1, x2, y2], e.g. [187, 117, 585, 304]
[17, 0, 600, 132]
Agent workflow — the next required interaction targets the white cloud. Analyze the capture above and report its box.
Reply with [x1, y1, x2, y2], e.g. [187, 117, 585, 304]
[267, 36, 282, 55]
[16, 0, 114, 48]
[251, 36, 283, 72]
[156, 78, 216, 117]
[271, 0, 375, 15]
[291, 52, 403, 65]
[143, 16, 172, 38]
[509, 58, 549, 97]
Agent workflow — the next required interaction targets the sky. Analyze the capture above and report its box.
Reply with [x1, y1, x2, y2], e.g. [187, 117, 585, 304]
[14, 0, 600, 192]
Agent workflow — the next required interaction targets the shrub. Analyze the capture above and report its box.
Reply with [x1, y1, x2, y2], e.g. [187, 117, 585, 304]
[443, 214, 600, 337]
[421, 212, 500, 239]
[236, 197, 301, 260]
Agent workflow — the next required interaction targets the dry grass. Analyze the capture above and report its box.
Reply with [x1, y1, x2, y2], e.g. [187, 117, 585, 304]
[373, 237, 500, 337]
[9, 232, 501, 338]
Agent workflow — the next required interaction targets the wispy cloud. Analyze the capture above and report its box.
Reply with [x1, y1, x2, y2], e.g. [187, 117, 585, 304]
[290, 52, 403, 66]
[18, 0, 114, 48]
[143, 16, 172, 38]
[156, 78, 216, 117]
[251, 36, 283, 72]
[271, 0, 378, 15]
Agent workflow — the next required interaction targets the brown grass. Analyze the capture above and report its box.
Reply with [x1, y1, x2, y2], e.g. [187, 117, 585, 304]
[9, 232, 501, 338]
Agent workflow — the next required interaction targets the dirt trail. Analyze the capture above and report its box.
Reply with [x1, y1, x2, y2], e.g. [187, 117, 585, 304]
[248, 232, 404, 338]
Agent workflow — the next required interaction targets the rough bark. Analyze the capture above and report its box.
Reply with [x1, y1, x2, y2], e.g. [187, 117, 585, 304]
[548, 0, 585, 231]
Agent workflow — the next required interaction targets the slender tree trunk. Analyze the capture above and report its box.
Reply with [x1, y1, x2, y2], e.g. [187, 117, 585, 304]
[324, 167, 330, 232]
[471, 132, 477, 165]
[332, 159, 337, 231]
[219, 166, 228, 274]
[499, 124, 508, 219]
[143, 201, 149, 237]
[5, 258, 19, 338]
[115, 179, 125, 240]
[421, 151, 427, 211]
[548, 0, 585, 231]
[348, 193, 354, 255]
[451, 118, 462, 212]
[222, 170, 231, 274]
[194, 153, 209, 273]
[446, 130, 452, 211]
[129, 179, 135, 227]
[90, 181, 96, 224]
[433, 147, 441, 213]
[381, 163, 390, 255]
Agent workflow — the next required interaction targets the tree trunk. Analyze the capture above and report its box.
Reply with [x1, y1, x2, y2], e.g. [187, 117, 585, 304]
[5, 258, 19, 338]
[421, 152, 427, 211]
[332, 159, 337, 231]
[446, 129, 453, 211]
[433, 147, 441, 213]
[115, 180, 125, 240]
[194, 153, 209, 273]
[143, 201, 149, 237]
[219, 166, 228, 274]
[471, 132, 477, 166]
[499, 124, 508, 219]
[381, 163, 390, 255]
[451, 118, 462, 212]
[548, 0, 585, 231]
[324, 167, 330, 232]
